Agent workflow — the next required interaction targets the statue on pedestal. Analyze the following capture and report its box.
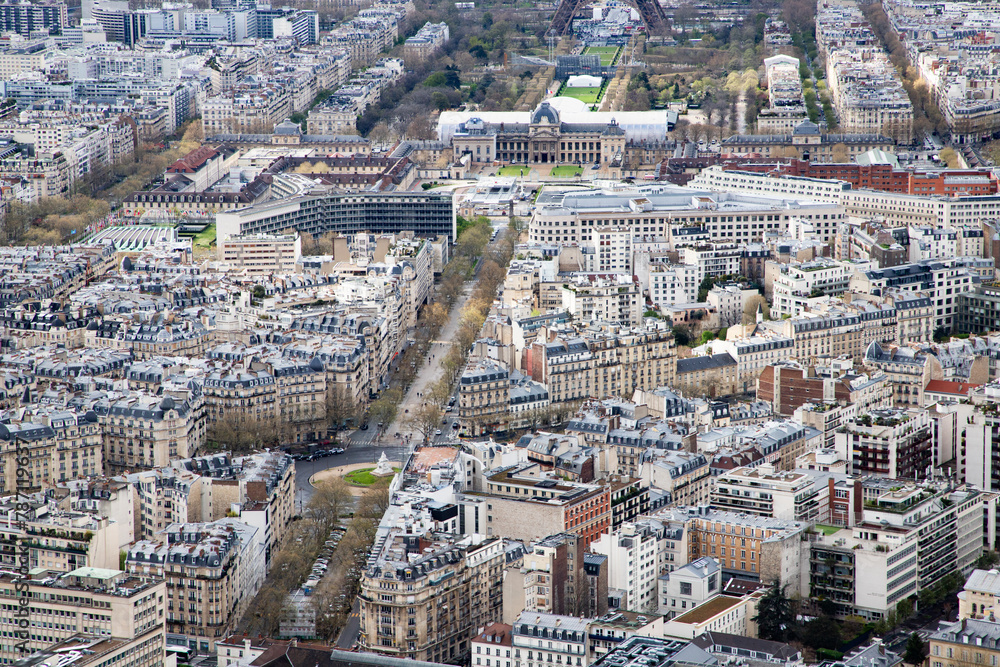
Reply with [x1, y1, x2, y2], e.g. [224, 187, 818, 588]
[372, 452, 394, 477]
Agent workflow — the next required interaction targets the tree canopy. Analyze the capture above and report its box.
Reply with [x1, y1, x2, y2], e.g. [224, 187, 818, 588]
[753, 582, 795, 642]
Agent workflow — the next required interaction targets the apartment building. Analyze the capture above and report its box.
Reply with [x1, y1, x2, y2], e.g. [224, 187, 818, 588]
[651, 507, 809, 589]
[863, 341, 940, 409]
[126, 520, 265, 654]
[160, 452, 295, 565]
[85, 391, 206, 474]
[680, 245, 742, 282]
[809, 484, 989, 620]
[528, 322, 676, 406]
[126, 467, 203, 541]
[757, 360, 892, 417]
[0, 408, 103, 493]
[0, 568, 165, 663]
[501, 532, 608, 622]
[849, 258, 983, 331]
[768, 302, 897, 363]
[710, 331, 795, 393]
[481, 465, 611, 547]
[473, 624, 514, 667]
[512, 612, 590, 667]
[662, 591, 763, 640]
[218, 233, 302, 274]
[0, 1, 66, 36]
[358, 535, 506, 663]
[674, 354, 738, 398]
[641, 451, 711, 508]
[826, 50, 914, 145]
[647, 263, 699, 310]
[306, 102, 358, 135]
[711, 465, 822, 522]
[591, 520, 665, 613]
[460, 360, 511, 435]
[659, 557, 720, 618]
[0, 145, 75, 198]
[956, 283, 1000, 335]
[768, 259, 865, 317]
[0, 501, 121, 572]
[560, 274, 643, 325]
[929, 619, 1000, 667]
[200, 359, 327, 443]
[404, 21, 449, 61]
[87, 320, 211, 360]
[201, 83, 292, 135]
[834, 408, 932, 479]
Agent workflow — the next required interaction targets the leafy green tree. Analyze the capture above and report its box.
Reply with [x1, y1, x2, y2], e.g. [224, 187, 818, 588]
[896, 598, 914, 622]
[802, 615, 841, 650]
[904, 633, 927, 665]
[753, 582, 795, 642]
[672, 325, 691, 347]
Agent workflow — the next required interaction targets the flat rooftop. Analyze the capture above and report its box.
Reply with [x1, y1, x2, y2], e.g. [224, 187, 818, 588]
[672, 594, 743, 624]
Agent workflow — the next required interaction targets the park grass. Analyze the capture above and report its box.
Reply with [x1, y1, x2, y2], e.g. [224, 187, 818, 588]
[497, 165, 530, 177]
[344, 467, 401, 487]
[557, 86, 602, 104]
[192, 223, 216, 248]
[584, 45, 620, 66]
[551, 165, 582, 178]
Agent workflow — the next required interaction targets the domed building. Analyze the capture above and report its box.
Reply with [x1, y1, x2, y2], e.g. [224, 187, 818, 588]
[439, 99, 676, 171]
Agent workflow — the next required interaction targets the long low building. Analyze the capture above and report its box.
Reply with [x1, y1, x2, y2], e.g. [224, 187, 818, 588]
[721, 120, 893, 161]
[529, 185, 845, 246]
[216, 188, 456, 241]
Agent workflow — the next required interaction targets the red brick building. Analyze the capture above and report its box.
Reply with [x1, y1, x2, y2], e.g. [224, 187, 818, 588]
[715, 159, 998, 196]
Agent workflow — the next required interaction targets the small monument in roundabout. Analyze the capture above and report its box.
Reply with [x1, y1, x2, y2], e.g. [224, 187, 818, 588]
[372, 451, 395, 477]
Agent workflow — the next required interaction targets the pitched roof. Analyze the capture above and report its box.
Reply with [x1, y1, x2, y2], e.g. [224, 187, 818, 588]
[925, 379, 981, 396]
[677, 353, 737, 374]
[167, 146, 221, 173]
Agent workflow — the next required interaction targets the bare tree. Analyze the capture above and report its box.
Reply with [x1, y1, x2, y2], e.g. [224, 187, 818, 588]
[743, 294, 771, 325]
[368, 387, 403, 428]
[405, 403, 443, 443]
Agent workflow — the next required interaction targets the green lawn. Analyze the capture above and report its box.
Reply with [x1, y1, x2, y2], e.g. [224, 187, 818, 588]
[192, 223, 216, 248]
[584, 46, 620, 66]
[497, 165, 530, 177]
[815, 524, 843, 536]
[551, 165, 582, 178]
[557, 86, 602, 104]
[344, 467, 400, 486]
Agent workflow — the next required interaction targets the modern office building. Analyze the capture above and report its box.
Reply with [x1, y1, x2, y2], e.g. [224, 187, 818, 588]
[216, 190, 456, 241]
